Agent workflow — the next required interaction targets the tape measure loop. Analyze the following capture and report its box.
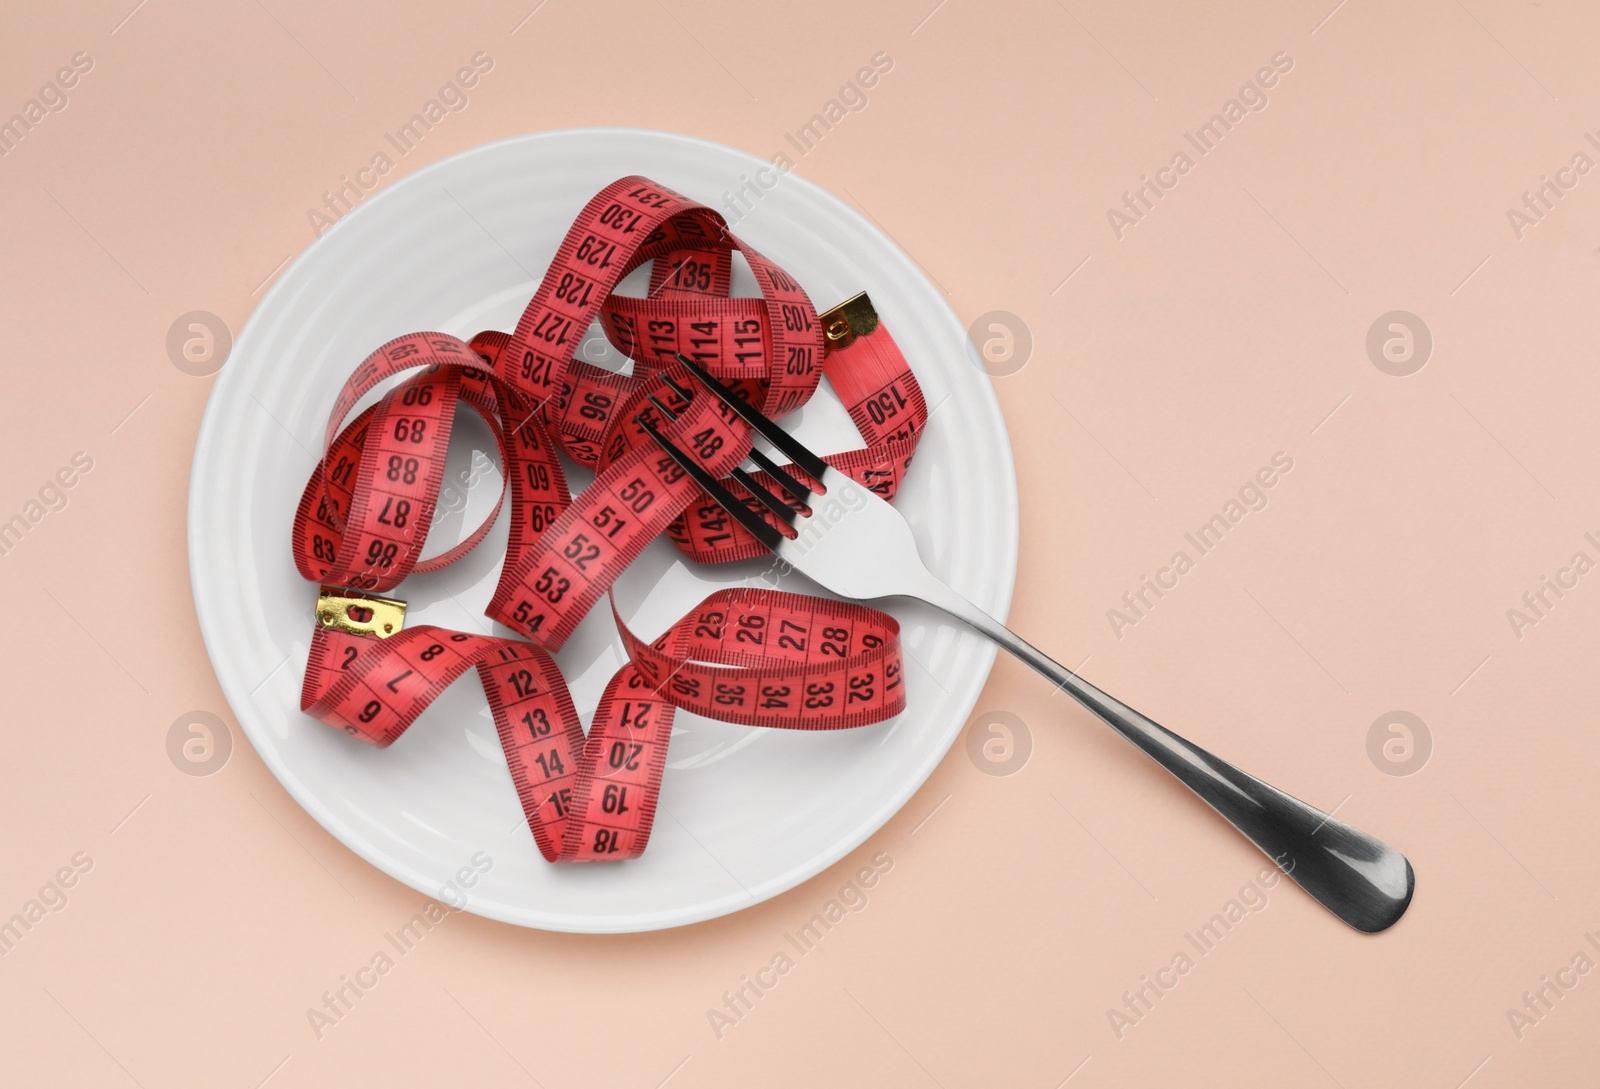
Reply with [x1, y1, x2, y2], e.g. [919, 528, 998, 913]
[289, 177, 928, 863]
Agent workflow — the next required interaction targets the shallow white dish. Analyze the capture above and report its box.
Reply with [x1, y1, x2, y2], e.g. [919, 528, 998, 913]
[188, 128, 1017, 932]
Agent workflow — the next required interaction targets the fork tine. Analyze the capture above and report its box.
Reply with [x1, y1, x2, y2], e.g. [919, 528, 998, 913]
[646, 393, 679, 421]
[731, 468, 799, 528]
[746, 448, 812, 508]
[659, 371, 693, 401]
[635, 416, 785, 551]
[672, 354, 831, 484]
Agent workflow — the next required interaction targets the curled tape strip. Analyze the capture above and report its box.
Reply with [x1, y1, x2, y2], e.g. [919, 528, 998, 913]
[290, 176, 928, 862]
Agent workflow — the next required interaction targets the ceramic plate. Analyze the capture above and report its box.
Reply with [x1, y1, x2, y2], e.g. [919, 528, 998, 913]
[188, 128, 1017, 931]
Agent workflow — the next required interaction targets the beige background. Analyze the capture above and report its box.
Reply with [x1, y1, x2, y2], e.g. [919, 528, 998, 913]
[3, 0, 1598, 1084]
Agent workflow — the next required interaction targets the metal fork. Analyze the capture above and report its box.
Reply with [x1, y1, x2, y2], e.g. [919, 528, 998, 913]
[638, 355, 1415, 933]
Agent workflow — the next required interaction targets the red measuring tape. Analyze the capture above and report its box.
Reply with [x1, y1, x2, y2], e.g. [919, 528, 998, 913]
[290, 176, 929, 862]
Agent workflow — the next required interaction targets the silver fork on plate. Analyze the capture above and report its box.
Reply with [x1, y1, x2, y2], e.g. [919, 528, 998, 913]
[638, 354, 1414, 933]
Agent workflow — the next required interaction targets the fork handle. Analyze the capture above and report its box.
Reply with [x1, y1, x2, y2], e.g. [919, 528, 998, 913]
[907, 575, 1414, 933]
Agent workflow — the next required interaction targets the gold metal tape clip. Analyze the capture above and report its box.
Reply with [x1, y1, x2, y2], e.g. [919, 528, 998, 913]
[316, 588, 407, 639]
[820, 292, 879, 353]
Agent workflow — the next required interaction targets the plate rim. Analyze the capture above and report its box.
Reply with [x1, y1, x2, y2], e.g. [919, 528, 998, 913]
[187, 126, 1019, 931]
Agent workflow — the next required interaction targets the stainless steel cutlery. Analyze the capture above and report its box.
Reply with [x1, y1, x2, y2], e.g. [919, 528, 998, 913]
[639, 354, 1415, 933]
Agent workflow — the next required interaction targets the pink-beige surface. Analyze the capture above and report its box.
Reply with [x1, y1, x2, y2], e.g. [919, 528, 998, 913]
[3, 0, 1598, 1085]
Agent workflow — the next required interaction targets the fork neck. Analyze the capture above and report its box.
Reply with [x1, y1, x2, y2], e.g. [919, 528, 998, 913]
[894, 568, 1091, 698]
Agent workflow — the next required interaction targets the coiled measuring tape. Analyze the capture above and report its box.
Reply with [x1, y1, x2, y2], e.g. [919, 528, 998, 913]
[290, 177, 928, 862]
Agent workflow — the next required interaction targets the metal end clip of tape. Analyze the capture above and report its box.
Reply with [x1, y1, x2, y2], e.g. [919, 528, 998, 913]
[820, 292, 879, 353]
[316, 588, 407, 639]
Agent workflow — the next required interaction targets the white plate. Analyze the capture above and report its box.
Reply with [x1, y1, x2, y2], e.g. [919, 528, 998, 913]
[188, 128, 1018, 932]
